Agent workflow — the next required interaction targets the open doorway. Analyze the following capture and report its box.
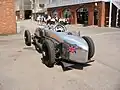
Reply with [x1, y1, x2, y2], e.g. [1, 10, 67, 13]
[118, 10, 120, 27]
[94, 8, 98, 25]
[25, 10, 32, 19]
[76, 7, 88, 25]
[16, 11, 20, 20]
[111, 4, 117, 27]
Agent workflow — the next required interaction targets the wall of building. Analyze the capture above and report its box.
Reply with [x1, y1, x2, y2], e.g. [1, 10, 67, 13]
[104, 2, 120, 27]
[47, 1, 107, 27]
[0, 0, 16, 34]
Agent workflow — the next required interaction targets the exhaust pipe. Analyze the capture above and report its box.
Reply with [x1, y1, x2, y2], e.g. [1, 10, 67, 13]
[33, 39, 42, 53]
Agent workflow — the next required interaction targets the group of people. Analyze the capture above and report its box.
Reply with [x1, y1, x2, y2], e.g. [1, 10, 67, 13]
[36, 13, 71, 26]
[36, 14, 59, 25]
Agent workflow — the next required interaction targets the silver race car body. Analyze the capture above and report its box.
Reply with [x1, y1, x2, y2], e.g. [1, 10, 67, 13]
[24, 23, 95, 68]
[41, 25, 89, 63]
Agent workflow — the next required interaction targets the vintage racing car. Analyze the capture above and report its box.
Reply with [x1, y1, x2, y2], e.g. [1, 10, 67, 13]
[24, 23, 95, 68]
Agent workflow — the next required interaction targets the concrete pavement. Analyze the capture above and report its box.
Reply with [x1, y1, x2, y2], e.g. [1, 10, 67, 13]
[0, 20, 120, 90]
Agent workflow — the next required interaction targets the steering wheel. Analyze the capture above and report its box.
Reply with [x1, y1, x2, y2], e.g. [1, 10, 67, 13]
[54, 24, 67, 32]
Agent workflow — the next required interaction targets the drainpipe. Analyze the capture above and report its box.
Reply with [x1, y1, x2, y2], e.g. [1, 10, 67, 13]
[109, 0, 112, 27]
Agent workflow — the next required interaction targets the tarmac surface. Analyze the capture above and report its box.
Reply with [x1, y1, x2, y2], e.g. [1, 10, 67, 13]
[0, 20, 120, 90]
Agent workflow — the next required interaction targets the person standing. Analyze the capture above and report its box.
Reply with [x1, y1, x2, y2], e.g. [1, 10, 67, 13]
[37, 15, 40, 23]
[37, 15, 42, 24]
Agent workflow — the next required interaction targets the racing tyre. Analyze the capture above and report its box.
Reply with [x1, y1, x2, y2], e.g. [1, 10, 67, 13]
[24, 30, 31, 46]
[42, 39, 55, 68]
[82, 36, 95, 60]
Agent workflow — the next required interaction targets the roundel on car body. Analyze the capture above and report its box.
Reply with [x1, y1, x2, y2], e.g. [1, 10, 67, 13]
[68, 44, 79, 53]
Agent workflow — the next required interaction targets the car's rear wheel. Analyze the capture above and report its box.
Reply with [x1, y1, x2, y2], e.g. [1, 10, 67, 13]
[42, 39, 55, 68]
[24, 30, 31, 46]
[82, 36, 95, 60]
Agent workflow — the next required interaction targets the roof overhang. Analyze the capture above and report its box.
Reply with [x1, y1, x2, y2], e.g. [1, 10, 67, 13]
[46, 0, 120, 9]
[46, 0, 109, 8]
[112, 0, 120, 9]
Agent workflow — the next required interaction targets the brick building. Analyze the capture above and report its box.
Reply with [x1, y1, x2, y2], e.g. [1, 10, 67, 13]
[0, 0, 16, 34]
[47, 0, 120, 27]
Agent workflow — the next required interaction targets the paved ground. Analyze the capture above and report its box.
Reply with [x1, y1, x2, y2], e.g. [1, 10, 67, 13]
[0, 20, 120, 90]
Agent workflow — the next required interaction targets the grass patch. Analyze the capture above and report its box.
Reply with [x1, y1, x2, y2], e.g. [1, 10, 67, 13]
[0, 33, 16, 36]
[0, 34, 9, 36]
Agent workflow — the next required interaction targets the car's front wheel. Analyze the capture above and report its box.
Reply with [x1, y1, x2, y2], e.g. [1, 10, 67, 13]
[42, 39, 55, 68]
[24, 30, 31, 46]
[82, 36, 95, 60]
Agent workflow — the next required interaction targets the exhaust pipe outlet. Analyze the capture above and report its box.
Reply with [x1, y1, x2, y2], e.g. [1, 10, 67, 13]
[34, 39, 42, 53]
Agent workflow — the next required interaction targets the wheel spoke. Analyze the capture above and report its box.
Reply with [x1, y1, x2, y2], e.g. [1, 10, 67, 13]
[43, 51, 46, 56]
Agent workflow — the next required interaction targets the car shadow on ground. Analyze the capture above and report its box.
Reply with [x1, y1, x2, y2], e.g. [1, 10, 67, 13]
[22, 47, 94, 71]
[57, 60, 93, 71]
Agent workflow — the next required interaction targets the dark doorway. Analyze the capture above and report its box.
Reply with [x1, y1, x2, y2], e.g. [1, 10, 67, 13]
[25, 10, 32, 19]
[16, 11, 20, 20]
[117, 10, 120, 27]
[111, 4, 117, 27]
[76, 7, 88, 25]
[94, 8, 98, 25]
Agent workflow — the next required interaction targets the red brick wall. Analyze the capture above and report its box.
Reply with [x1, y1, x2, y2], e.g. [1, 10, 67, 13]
[97, 1, 105, 27]
[69, 5, 78, 24]
[105, 2, 110, 26]
[0, 0, 16, 34]
[88, 3, 94, 25]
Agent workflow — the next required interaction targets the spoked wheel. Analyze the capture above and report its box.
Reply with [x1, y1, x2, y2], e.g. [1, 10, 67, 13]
[42, 39, 55, 68]
[82, 36, 95, 60]
[24, 30, 31, 46]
